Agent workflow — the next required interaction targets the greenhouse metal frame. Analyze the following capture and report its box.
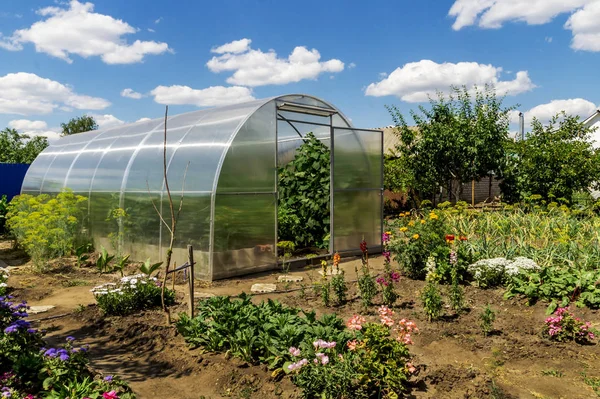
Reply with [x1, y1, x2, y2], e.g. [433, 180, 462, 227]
[22, 94, 383, 280]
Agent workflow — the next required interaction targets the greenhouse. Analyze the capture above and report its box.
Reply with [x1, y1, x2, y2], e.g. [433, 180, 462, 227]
[21, 94, 383, 280]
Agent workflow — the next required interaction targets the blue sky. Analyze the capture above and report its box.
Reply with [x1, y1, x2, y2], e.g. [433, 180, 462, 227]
[0, 0, 599, 139]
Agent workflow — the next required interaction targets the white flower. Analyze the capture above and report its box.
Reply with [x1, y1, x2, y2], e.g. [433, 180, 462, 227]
[0, 283, 7, 288]
[130, 278, 138, 285]
[140, 280, 147, 285]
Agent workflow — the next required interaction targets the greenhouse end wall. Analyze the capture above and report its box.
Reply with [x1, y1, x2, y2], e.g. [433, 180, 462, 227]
[21, 95, 383, 280]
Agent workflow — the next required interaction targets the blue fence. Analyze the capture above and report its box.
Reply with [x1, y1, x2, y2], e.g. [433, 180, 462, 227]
[0, 163, 30, 201]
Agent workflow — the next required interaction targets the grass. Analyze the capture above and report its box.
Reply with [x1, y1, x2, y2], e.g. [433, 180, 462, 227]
[541, 369, 564, 378]
[61, 279, 91, 287]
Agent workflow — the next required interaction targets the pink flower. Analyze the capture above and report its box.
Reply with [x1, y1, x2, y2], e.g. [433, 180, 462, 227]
[288, 359, 308, 371]
[377, 305, 394, 318]
[406, 362, 416, 374]
[288, 347, 301, 357]
[347, 315, 366, 331]
[390, 272, 401, 282]
[380, 315, 394, 327]
[102, 392, 119, 399]
[347, 340, 358, 351]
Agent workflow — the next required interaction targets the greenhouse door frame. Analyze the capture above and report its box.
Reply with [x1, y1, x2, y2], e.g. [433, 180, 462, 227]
[275, 102, 384, 263]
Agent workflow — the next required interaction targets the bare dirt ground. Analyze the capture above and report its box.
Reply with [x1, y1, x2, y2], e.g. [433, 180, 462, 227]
[2, 238, 600, 399]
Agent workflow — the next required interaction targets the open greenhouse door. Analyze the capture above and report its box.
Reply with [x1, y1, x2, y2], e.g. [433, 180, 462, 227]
[332, 127, 384, 254]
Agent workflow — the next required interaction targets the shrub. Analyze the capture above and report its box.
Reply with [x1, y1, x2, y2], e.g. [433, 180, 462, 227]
[0, 267, 8, 296]
[278, 132, 330, 248]
[421, 281, 443, 321]
[479, 304, 496, 337]
[0, 195, 8, 234]
[542, 307, 597, 344]
[467, 257, 540, 288]
[378, 232, 400, 306]
[92, 274, 175, 316]
[6, 190, 88, 268]
[0, 292, 134, 398]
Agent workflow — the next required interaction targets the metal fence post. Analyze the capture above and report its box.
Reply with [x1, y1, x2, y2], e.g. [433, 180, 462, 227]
[187, 245, 194, 318]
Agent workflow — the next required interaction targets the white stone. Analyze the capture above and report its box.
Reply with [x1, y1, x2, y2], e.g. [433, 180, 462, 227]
[251, 283, 277, 293]
[277, 275, 303, 283]
[28, 305, 55, 315]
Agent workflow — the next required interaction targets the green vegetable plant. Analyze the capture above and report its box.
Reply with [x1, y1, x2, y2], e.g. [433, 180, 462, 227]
[75, 243, 93, 268]
[139, 258, 163, 277]
[113, 254, 130, 277]
[95, 246, 115, 274]
[480, 304, 496, 337]
[421, 280, 443, 321]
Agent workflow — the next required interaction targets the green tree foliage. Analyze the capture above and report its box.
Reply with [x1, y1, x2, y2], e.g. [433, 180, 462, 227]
[278, 132, 330, 248]
[501, 112, 600, 202]
[386, 85, 514, 206]
[0, 128, 49, 164]
[60, 115, 98, 135]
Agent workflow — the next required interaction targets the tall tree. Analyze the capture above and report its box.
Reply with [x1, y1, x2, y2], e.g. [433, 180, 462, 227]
[61, 115, 98, 135]
[386, 85, 514, 206]
[501, 112, 600, 202]
[0, 128, 49, 164]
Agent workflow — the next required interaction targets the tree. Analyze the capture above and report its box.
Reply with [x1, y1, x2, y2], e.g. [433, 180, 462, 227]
[501, 112, 600, 202]
[0, 128, 49, 164]
[386, 85, 514, 206]
[61, 115, 98, 135]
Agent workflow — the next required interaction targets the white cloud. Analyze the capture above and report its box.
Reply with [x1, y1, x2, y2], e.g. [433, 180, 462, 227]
[155, 17, 163, 24]
[0, 72, 110, 115]
[136, 117, 152, 122]
[206, 39, 345, 86]
[147, 28, 155, 33]
[515, 98, 598, 125]
[211, 38, 252, 54]
[348, 62, 356, 69]
[121, 88, 143, 99]
[150, 85, 255, 107]
[566, 1, 600, 51]
[8, 119, 61, 140]
[8, 119, 48, 130]
[365, 60, 535, 102]
[0, 0, 171, 64]
[545, 36, 553, 43]
[90, 113, 125, 128]
[449, 0, 600, 52]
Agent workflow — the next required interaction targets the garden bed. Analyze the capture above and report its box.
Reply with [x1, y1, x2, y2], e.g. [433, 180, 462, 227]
[3, 236, 599, 398]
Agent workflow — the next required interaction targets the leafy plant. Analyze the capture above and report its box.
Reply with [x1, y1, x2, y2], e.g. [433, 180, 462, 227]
[331, 272, 347, 305]
[480, 304, 496, 337]
[114, 254, 130, 277]
[139, 258, 163, 277]
[278, 132, 330, 248]
[542, 307, 597, 344]
[421, 281, 443, 321]
[7, 190, 88, 269]
[96, 246, 115, 274]
[0, 195, 8, 234]
[75, 243, 93, 268]
[448, 269, 465, 314]
[0, 127, 48, 164]
[92, 274, 175, 316]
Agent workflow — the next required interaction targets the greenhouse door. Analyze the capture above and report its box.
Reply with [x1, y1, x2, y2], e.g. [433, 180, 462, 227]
[331, 127, 383, 254]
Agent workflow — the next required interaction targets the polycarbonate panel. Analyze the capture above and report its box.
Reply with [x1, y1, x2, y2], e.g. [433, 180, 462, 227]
[333, 190, 382, 252]
[217, 102, 276, 193]
[21, 152, 57, 193]
[124, 127, 190, 192]
[159, 194, 212, 279]
[89, 191, 120, 252]
[277, 95, 334, 109]
[278, 110, 330, 126]
[333, 128, 382, 190]
[65, 137, 118, 192]
[121, 191, 162, 262]
[212, 193, 276, 279]
[39, 144, 85, 192]
[90, 135, 145, 192]
[277, 119, 330, 166]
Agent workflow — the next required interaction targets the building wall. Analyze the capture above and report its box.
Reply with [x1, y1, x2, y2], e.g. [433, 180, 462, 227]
[0, 163, 30, 201]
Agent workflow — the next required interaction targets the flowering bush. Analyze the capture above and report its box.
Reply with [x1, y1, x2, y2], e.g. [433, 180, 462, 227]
[0, 267, 9, 296]
[92, 274, 175, 316]
[467, 257, 539, 288]
[290, 307, 417, 398]
[378, 232, 401, 306]
[0, 293, 134, 398]
[543, 307, 597, 344]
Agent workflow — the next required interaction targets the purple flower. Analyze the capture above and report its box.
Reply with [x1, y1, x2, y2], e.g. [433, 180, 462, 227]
[27, 328, 37, 334]
[104, 375, 113, 382]
[59, 353, 70, 361]
[66, 336, 75, 342]
[44, 348, 58, 358]
[3, 325, 18, 334]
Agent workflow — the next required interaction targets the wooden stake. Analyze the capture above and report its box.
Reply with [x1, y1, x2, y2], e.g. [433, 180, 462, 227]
[187, 245, 194, 318]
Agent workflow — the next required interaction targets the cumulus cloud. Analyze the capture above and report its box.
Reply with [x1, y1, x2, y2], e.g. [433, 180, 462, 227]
[365, 60, 535, 102]
[90, 113, 126, 129]
[211, 38, 252, 54]
[8, 119, 61, 140]
[514, 98, 598, 125]
[0, 72, 110, 115]
[206, 39, 344, 86]
[150, 85, 255, 107]
[448, 0, 600, 52]
[0, 0, 172, 64]
[136, 117, 152, 122]
[121, 88, 143, 99]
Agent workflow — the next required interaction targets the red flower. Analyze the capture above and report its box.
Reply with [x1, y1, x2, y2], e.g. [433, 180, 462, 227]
[102, 391, 119, 399]
[359, 240, 368, 254]
[459, 235, 468, 241]
[445, 234, 455, 243]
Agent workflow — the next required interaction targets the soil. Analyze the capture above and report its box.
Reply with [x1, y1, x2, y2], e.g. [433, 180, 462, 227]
[2, 237, 600, 399]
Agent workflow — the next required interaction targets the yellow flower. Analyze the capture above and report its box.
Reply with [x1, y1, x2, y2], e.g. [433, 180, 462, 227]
[420, 219, 426, 224]
[400, 227, 408, 232]
[408, 221, 415, 227]
[385, 231, 392, 235]
[429, 212, 439, 220]
[412, 234, 419, 240]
